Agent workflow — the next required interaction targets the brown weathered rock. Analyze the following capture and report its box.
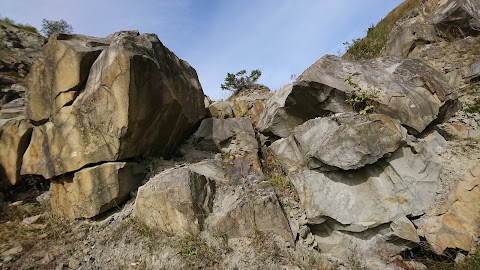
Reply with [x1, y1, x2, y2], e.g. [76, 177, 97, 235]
[0, 119, 32, 186]
[21, 32, 205, 179]
[193, 118, 256, 152]
[26, 34, 107, 122]
[228, 85, 272, 126]
[50, 162, 145, 219]
[422, 165, 480, 254]
[208, 101, 234, 119]
[0, 22, 45, 81]
[408, 35, 480, 90]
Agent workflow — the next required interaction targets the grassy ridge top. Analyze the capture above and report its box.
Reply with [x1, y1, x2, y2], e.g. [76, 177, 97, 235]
[343, 0, 429, 60]
[0, 17, 38, 34]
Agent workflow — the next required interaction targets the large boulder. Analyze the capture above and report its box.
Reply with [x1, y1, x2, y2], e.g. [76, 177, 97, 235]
[258, 55, 459, 137]
[291, 113, 406, 170]
[270, 113, 407, 172]
[288, 134, 442, 260]
[257, 84, 305, 138]
[134, 167, 215, 236]
[421, 165, 480, 254]
[50, 162, 145, 219]
[0, 119, 32, 186]
[21, 32, 205, 179]
[190, 158, 292, 242]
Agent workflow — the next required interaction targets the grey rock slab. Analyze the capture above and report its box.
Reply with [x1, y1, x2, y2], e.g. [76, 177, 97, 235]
[465, 58, 480, 82]
[292, 113, 406, 170]
[257, 84, 306, 137]
[259, 56, 459, 137]
[289, 141, 441, 226]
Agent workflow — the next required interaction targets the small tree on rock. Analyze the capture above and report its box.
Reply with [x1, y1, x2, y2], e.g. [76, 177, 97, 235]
[41, 19, 73, 37]
[221, 69, 262, 93]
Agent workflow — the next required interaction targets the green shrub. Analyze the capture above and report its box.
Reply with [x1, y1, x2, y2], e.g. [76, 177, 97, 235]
[464, 104, 480, 114]
[0, 17, 38, 34]
[457, 250, 480, 270]
[221, 69, 261, 93]
[343, 25, 389, 60]
[345, 77, 380, 115]
[41, 18, 73, 37]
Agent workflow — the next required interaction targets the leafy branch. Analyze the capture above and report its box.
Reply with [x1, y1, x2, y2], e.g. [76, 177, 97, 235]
[345, 77, 381, 115]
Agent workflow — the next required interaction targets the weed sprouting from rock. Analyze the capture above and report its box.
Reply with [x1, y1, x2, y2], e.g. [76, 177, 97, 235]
[345, 77, 380, 115]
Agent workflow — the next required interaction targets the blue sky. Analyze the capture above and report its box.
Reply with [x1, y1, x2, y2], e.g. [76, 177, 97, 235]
[0, 0, 403, 99]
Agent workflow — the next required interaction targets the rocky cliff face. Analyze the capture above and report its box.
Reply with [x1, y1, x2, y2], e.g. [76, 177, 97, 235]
[1, 0, 480, 269]
[0, 31, 206, 219]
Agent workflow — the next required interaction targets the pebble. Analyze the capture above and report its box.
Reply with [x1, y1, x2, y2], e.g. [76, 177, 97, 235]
[68, 257, 81, 269]
[22, 214, 42, 225]
[298, 225, 310, 239]
[41, 253, 55, 264]
[55, 262, 65, 270]
[1, 245, 23, 257]
[455, 252, 467, 264]
[10, 201, 23, 207]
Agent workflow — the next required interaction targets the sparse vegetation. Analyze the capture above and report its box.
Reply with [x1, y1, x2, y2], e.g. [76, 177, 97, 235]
[261, 147, 299, 212]
[345, 77, 380, 115]
[463, 101, 480, 139]
[250, 230, 267, 247]
[0, 17, 38, 33]
[213, 231, 230, 251]
[457, 250, 480, 270]
[221, 69, 262, 93]
[346, 245, 368, 270]
[343, 0, 423, 60]
[177, 234, 221, 268]
[41, 18, 73, 37]
[343, 24, 390, 60]
[472, 44, 480, 56]
[464, 103, 480, 114]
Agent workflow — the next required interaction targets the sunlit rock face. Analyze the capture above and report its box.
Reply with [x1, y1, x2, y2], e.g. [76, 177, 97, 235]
[22, 32, 206, 179]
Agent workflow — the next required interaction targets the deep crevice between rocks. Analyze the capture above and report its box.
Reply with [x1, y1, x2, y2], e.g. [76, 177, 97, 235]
[401, 237, 458, 268]
[45, 156, 144, 188]
[29, 118, 48, 126]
